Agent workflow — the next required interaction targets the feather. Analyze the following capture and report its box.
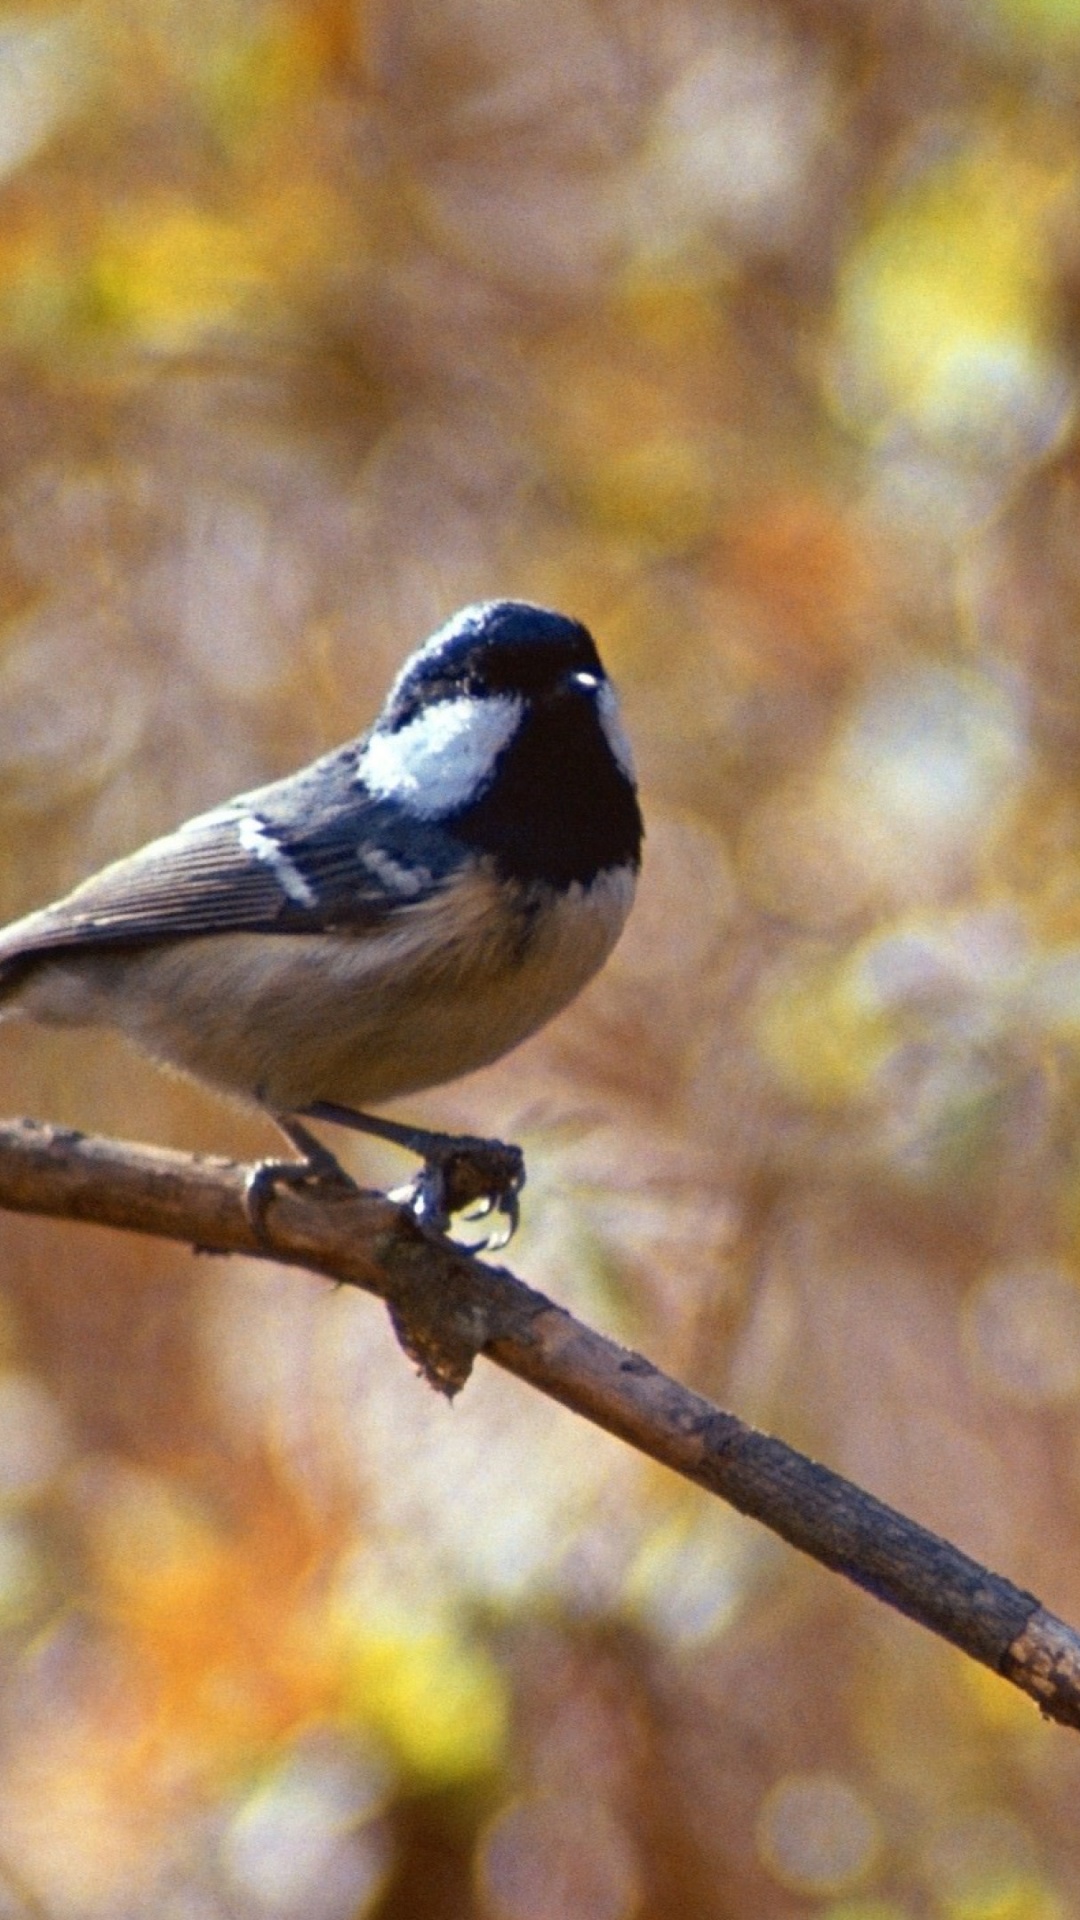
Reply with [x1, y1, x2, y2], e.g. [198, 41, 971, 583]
[0, 745, 465, 974]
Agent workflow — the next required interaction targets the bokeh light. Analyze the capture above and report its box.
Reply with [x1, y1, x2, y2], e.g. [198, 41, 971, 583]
[478, 1795, 641, 1920]
[756, 1774, 882, 1899]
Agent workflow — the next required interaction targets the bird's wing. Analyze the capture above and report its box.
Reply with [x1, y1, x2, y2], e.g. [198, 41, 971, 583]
[0, 750, 463, 972]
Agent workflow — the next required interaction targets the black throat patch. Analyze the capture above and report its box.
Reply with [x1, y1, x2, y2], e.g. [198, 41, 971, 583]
[449, 693, 643, 889]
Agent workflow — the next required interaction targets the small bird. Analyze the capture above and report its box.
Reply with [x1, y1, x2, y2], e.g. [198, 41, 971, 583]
[0, 601, 643, 1238]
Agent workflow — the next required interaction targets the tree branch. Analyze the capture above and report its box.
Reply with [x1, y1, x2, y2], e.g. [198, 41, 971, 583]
[0, 1115, 1077, 1728]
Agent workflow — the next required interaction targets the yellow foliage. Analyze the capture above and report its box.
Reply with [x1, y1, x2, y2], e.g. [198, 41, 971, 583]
[89, 202, 270, 348]
[755, 954, 893, 1104]
[337, 1606, 507, 1785]
[834, 134, 1074, 440]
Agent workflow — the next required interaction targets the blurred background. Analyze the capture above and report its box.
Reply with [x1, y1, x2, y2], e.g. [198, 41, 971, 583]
[3, 0, 1080, 1913]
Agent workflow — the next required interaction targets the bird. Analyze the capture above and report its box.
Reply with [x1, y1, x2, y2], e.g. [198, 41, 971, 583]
[0, 600, 643, 1240]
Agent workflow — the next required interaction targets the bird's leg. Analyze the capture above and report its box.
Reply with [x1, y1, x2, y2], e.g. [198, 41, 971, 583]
[302, 1099, 526, 1244]
[244, 1112, 358, 1232]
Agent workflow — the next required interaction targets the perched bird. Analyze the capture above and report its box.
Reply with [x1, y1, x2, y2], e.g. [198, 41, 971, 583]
[0, 601, 643, 1237]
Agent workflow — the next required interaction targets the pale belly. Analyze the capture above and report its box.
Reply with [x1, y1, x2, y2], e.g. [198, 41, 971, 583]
[11, 864, 637, 1114]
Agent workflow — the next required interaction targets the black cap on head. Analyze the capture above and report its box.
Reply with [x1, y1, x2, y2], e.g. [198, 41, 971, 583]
[383, 601, 604, 728]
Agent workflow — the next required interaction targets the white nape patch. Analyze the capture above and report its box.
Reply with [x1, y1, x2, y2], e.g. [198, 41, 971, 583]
[359, 693, 522, 817]
[237, 814, 317, 907]
[596, 679, 636, 781]
[358, 846, 430, 897]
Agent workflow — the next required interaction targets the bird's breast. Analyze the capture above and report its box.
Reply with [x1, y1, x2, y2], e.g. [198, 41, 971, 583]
[47, 857, 638, 1112]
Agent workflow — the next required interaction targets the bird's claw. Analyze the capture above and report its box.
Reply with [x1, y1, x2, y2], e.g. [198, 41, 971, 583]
[243, 1154, 357, 1240]
[397, 1134, 525, 1248]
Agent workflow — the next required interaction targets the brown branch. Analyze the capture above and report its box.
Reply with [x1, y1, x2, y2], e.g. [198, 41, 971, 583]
[0, 1116, 1077, 1729]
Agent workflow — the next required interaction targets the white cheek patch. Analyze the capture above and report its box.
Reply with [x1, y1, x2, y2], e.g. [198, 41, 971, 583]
[237, 815, 317, 907]
[596, 680, 636, 782]
[359, 694, 522, 816]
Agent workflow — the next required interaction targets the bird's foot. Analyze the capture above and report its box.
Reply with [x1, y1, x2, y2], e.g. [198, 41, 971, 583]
[244, 1118, 358, 1238]
[302, 1102, 526, 1247]
[392, 1134, 525, 1248]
